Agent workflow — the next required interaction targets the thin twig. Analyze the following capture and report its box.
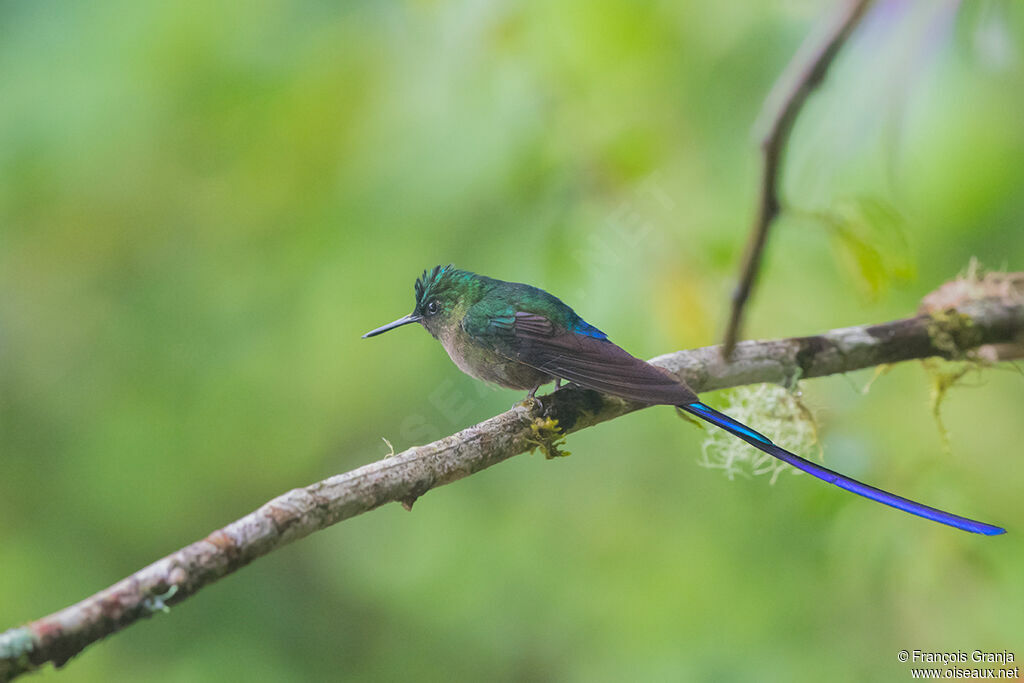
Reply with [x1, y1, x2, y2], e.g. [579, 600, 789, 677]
[722, 0, 874, 357]
[2, 293, 1023, 682]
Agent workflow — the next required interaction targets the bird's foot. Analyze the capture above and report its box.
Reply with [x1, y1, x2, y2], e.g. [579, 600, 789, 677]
[515, 395, 544, 415]
[515, 384, 547, 415]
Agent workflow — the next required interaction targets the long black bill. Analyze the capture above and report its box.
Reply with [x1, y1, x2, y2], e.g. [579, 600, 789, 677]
[361, 313, 421, 338]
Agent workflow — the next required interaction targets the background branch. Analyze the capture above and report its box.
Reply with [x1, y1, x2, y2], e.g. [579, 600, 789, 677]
[722, 0, 874, 356]
[2, 291, 1022, 682]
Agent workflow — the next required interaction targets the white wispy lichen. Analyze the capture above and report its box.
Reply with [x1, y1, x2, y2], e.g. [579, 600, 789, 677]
[697, 384, 820, 484]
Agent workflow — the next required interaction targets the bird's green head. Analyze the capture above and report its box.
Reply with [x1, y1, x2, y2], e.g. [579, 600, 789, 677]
[362, 264, 474, 340]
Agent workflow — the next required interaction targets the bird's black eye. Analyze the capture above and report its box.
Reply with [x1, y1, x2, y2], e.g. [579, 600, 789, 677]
[426, 300, 440, 315]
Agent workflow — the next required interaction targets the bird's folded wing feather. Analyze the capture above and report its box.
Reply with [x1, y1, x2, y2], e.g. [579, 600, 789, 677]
[468, 309, 697, 404]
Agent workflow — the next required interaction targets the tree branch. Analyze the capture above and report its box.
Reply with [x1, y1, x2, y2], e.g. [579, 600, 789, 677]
[722, 0, 874, 356]
[3, 292, 1023, 682]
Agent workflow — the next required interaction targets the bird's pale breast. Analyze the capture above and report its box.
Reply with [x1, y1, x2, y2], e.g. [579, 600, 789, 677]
[439, 323, 551, 390]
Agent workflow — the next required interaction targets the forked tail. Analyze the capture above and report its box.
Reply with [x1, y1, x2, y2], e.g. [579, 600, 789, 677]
[678, 402, 1005, 535]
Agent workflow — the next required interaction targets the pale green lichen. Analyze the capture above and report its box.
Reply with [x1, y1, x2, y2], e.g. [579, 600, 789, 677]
[921, 358, 983, 456]
[922, 304, 987, 455]
[0, 626, 36, 675]
[856, 363, 893, 395]
[142, 585, 179, 615]
[926, 309, 983, 359]
[917, 259, 1023, 453]
[695, 384, 820, 483]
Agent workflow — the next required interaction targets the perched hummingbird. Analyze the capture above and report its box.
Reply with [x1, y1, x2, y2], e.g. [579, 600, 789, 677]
[363, 265, 1005, 536]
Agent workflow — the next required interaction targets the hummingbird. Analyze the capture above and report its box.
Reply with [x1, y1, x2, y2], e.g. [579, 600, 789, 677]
[363, 265, 1005, 536]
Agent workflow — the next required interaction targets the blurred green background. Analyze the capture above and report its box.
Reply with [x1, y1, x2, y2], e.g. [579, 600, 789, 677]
[2, 0, 1023, 680]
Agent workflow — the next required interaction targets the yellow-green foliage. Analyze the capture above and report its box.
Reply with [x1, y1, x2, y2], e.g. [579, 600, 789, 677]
[799, 197, 916, 299]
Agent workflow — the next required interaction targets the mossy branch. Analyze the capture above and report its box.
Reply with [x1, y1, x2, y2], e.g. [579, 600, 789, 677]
[2, 288, 1023, 681]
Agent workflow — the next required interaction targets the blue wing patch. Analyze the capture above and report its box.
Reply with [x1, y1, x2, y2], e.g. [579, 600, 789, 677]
[573, 318, 607, 340]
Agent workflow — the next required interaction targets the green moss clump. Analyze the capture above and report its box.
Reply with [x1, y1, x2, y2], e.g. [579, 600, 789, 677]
[526, 416, 571, 459]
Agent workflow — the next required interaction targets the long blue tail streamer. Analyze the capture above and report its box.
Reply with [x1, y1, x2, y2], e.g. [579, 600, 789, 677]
[680, 402, 1005, 536]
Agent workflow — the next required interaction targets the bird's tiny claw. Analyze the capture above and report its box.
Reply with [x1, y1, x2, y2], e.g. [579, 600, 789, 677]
[514, 396, 544, 415]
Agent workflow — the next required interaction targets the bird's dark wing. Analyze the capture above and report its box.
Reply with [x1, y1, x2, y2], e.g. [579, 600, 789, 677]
[469, 310, 697, 405]
[463, 306, 1005, 534]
